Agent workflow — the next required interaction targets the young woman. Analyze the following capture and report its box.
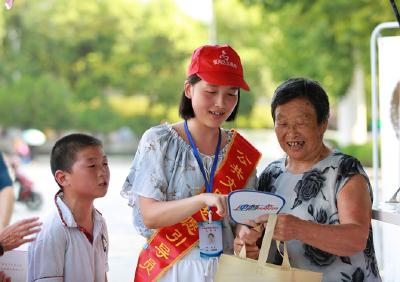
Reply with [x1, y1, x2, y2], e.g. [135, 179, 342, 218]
[122, 44, 261, 282]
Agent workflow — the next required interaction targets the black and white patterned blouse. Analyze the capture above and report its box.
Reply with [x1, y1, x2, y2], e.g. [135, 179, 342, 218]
[258, 151, 381, 282]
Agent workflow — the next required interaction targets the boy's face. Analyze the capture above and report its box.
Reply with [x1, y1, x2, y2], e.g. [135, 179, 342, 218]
[61, 145, 110, 200]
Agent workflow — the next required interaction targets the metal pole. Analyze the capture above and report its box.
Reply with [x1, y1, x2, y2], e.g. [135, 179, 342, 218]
[370, 21, 399, 203]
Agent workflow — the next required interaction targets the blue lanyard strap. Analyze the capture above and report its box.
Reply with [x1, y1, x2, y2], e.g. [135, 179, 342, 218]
[184, 120, 221, 194]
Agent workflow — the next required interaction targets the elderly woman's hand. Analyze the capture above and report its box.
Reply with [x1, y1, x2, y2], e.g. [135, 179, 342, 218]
[234, 221, 264, 259]
[0, 217, 41, 252]
[255, 214, 301, 242]
[0, 271, 11, 282]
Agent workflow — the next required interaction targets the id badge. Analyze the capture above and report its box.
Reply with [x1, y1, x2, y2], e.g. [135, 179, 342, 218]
[198, 221, 223, 258]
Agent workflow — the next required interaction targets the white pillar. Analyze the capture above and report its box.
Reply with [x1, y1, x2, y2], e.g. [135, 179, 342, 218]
[337, 63, 368, 146]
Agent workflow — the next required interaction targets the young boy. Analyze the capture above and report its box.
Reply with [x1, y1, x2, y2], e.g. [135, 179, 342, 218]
[28, 133, 110, 282]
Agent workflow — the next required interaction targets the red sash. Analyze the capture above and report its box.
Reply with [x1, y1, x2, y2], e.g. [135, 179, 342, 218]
[134, 130, 261, 282]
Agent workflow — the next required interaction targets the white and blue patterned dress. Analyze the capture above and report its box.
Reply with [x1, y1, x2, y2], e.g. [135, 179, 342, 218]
[258, 151, 381, 282]
[121, 124, 257, 282]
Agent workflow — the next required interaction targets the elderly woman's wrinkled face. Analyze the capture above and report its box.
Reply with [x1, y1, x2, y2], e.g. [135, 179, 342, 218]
[274, 98, 327, 162]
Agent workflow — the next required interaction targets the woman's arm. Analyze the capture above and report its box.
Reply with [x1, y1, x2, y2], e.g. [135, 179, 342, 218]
[0, 153, 14, 230]
[139, 193, 227, 229]
[0, 187, 14, 230]
[262, 174, 371, 257]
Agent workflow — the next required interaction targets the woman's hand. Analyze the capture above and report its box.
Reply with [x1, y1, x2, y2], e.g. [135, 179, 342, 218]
[272, 214, 301, 241]
[236, 221, 263, 245]
[255, 214, 301, 242]
[201, 193, 227, 217]
[234, 221, 263, 259]
[0, 217, 41, 251]
[234, 237, 260, 259]
[0, 271, 11, 282]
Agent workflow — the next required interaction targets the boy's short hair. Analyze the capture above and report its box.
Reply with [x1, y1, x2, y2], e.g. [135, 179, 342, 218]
[50, 133, 103, 177]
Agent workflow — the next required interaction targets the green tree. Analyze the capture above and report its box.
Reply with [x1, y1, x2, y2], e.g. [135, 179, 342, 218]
[215, 0, 273, 119]
[0, 74, 73, 130]
[0, 0, 209, 132]
[241, 0, 394, 99]
[0, 0, 292, 133]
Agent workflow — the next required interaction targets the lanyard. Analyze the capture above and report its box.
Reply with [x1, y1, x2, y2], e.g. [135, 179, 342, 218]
[184, 120, 221, 195]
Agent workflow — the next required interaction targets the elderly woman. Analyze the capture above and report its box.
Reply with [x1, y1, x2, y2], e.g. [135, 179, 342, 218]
[235, 77, 381, 282]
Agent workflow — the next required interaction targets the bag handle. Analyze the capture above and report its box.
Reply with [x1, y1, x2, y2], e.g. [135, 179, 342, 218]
[257, 214, 277, 266]
[275, 240, 291, 269]
[257, 214, 291, 269]
[283, 242, 290, 268]
[236, 214, 291, 269]
[238, 243, 247, 258]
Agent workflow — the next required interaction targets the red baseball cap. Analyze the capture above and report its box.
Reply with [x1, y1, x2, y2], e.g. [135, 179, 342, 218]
[187, 44, 250, 91]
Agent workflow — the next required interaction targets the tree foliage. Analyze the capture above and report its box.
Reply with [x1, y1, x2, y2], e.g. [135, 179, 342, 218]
[0, 0, 396, 135]
[241, 0, 394, 99]
[0, 0, 208, 134]
[1, 0, 271, 134]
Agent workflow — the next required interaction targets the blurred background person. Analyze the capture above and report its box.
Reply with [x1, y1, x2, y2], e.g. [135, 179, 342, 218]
[12, 137, 32, 164]
[0, 152, 14, 230]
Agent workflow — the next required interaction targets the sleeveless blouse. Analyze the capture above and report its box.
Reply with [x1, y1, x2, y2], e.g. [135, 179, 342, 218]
[257, 151, 381, 282]
[121, 123, 257, 253]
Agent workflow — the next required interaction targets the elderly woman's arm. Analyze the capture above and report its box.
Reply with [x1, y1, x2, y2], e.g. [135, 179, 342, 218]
[258, 174, 371, 257]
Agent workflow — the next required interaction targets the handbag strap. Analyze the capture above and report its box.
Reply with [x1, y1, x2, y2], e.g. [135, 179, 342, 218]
[257, 214, 277, 266]
[238, 242, 247, 258]
[275, 240, 291, 269]
[257, 214, 291, 269]
[237, 214, 291, 269]
[283, 242, 291, 268]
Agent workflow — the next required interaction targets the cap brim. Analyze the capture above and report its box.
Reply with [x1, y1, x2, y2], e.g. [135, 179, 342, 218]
[197, 72, 250, 91]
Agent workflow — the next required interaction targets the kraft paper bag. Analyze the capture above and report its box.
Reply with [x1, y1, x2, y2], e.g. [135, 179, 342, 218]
[215, 214, 322, 282]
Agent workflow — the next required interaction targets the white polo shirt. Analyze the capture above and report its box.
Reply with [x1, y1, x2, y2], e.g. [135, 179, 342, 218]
[28, 192, 109, 282]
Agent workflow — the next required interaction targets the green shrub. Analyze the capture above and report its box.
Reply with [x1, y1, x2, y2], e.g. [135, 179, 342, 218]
[338, 142, 374, 168]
